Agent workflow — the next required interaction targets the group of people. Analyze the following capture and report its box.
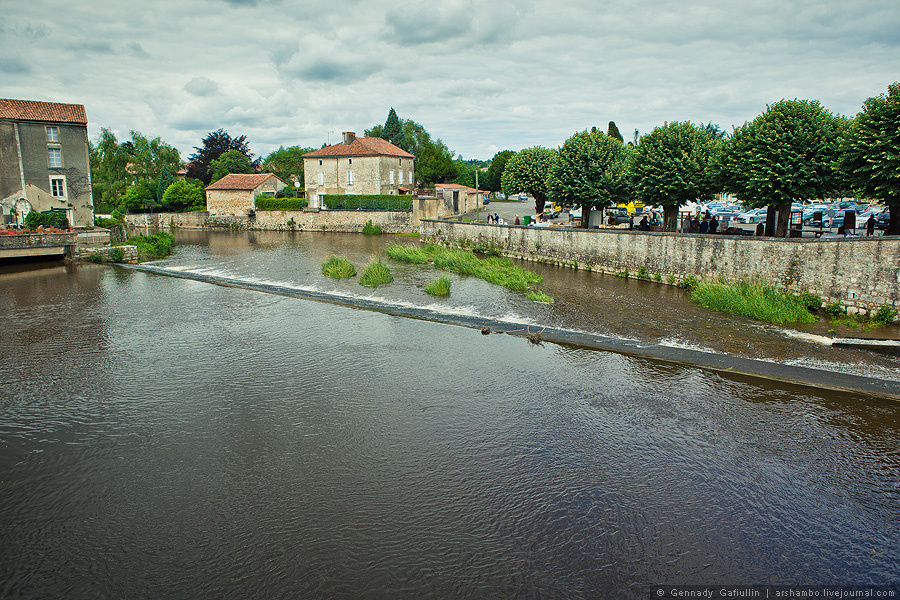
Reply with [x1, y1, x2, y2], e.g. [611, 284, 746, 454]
[487, 213, 502, 224]
[679, 211, 720, 234]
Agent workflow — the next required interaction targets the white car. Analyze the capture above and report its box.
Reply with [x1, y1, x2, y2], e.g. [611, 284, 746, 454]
[736, 208, 767, 223]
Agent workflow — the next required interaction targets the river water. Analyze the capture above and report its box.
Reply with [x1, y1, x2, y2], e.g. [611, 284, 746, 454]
[1, 230, 898, 599]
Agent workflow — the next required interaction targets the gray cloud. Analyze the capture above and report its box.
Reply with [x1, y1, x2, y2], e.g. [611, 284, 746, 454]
[184, 77, 221, 97]
[0, 55, 31, 75]
[127, 42, 150, 58]
[64, 40, 115, 54]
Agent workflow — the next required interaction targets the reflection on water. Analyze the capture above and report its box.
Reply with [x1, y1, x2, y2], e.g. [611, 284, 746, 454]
[1, 231, 898, 599]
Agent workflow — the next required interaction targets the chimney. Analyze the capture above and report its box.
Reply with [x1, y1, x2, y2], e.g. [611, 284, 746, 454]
[342, 131, 356, 145]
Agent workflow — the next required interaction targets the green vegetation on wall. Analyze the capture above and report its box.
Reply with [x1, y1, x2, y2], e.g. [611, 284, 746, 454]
[324, 195, 413, 211]
[255, 197, 309, 211]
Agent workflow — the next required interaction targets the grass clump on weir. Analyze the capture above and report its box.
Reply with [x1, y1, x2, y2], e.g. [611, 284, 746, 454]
[689, 278, 816, 325]
[527, 290, 554, 303]
[362, 220, 382, 235]
[321, 256, 357, 279]
[126, 232, 176, 262]
[386, 243, 542, 293]
[360, 258, 393, 287]
[425, 276, 451, 296]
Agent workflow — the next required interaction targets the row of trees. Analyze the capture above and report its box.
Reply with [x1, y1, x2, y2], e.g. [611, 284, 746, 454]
[496, 83, 900, 236]
[365, 108, 459, 186]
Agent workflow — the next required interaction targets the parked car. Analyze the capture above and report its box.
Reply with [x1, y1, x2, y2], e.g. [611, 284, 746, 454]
[737, 207, 767, 223]
[569, 206, 583, 222]
[876, 206, 890, 230]
[856, 207, 881, 229]
[543, 203, 561, 219]
[710, 205, 743, 223]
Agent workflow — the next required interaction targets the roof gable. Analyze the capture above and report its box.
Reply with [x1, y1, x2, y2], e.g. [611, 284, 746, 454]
[205, 173, 284, 191]
[0, 98, 87, 125]
[303, 137, 414, 159]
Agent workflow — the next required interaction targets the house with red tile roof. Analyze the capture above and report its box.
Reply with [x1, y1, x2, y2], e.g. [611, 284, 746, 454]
[205, 173, 287, 216]
[0, 98, 93, 227]
[302, 132, 414, 208]
[435, 183, 488, 215]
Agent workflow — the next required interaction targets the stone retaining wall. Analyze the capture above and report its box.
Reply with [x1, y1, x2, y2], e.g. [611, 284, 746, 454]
[206, 209, 413, 233]
[421, 220, 900, 315]
[123, 211, 209, 229]
[77, 245, 138, 264]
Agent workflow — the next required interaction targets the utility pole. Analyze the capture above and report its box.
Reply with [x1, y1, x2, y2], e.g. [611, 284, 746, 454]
[475, 169, 480, 223]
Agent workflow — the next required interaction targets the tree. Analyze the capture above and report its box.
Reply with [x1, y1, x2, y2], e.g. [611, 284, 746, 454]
[187, 129, 258, 185]
[500, 146, 557, 214]
[607, 121, 623, 143]
[382, 107, 404, 147]
[157, 166, 175, 203]
[126, 131, 181, 185]
[161, 180, 205, 212]
[208, 149, 254, 183]
[722, 99, 845, 237]
[485, 150, 515, 193]
[841, 82, 900, 235]
[119, 181, 157, 213]
[630, 122, 722, 231]
[547, 130, 631, 227]
[90, 127, 129, 209]
[365, 112, 458, 186]
[262, 145, 315, 185]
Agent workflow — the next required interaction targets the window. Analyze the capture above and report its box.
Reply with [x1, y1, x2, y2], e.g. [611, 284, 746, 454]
[48, 147, 62, 168]
[318, 172, 324, 186]
[398, 170, 403, 185]
[46, 126, 59, 143]
[409, 171, 413, 186]
[348, 158, 352, 165]
[319, 160, 322, 166]
[389, 170, 394, 184]
[50, 178, 66, 197]
[399, 159, 402, 165]
[347, 170, 353, 185]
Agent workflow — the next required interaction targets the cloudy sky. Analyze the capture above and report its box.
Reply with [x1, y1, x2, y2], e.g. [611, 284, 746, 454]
[2, 0, 898, 162]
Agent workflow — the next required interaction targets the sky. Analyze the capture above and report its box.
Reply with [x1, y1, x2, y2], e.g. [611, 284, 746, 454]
[2, 0, 898, 163]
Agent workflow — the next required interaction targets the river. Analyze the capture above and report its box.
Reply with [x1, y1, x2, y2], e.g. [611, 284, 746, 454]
[1, 230, 898, 599]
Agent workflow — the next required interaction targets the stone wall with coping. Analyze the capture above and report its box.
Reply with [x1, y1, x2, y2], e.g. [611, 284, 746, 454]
[77, 244, 138, 264]
[123, 211, 209, 229]
[420, 220, 900, 315]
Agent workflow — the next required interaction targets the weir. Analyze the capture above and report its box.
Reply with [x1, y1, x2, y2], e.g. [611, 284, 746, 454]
[124, 263, 900, 401]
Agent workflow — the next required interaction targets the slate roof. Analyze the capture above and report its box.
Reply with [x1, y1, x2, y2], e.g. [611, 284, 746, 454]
[205, 173, 284, 191]
[303, 137, 414, 159]
[0, 98, 88, 125]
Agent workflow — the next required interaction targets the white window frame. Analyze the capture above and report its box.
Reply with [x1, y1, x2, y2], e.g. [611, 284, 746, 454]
[318, 172, 324, 186]
[389, 170, 394, 185]
[46, 126, 59, 143]
[398, 170, 403, 185]
[50, 176, 67, 198]
[347, 170, 353, 185]
[48, 147, 62, 168]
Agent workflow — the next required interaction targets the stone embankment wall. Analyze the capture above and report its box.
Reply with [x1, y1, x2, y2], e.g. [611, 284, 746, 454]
[205, 209, 414, 233]
[421, 220, 900, 315]
[124, 212, 209, 229]
[77, 245, 138, 264]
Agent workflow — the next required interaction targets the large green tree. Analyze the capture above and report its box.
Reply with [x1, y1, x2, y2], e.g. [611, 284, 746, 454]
[485, 150, 515, 193]
[90, 128, 129, 209]
[262, 145, 316, 186]
[208, 149, 254, 183]
[630, 121, 722, 231]
[547, 130, 631, 227]
[500, 146, 557, 214]
[841, 82, 900, 235]
[188, 129, 258, 185]
[382, 107, 404, 147]
[125, 131, 181, 185]
[161, 180, 205, 212]
[722, 99, 846, 237]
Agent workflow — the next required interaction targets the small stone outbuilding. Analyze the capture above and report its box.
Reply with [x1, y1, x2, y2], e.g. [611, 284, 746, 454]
[205, 173, 286, 216]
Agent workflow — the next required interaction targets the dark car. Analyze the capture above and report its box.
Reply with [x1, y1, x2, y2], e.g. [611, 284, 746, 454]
[876, 207, 890, 230]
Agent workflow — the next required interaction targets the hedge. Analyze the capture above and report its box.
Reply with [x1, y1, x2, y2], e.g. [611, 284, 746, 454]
[25, 210, 69, 229]
[255, 197, 309, 210]
[323, 194, 412, 211]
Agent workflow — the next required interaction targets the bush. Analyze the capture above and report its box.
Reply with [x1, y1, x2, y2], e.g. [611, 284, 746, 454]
[362, 220, 382, 235]
[321, 256, 357, 279]
[689, 278, 816, 325]
[681, 275, 699, 292]
[823, 302, 844, 316]
[324, 194, 413, 211]
[162, 180, 205, 212]
[425, 277, 451, 296]
[799, 292, 823, 311]
[359, 258, 393, 287]
[126, 231, 175, 262]
[109, 248, 125, 263]
[24, 210, 68, 229]
[871, 304, 898, 325]
[527, 290, 554, 303]
[255, 197, 308, 211]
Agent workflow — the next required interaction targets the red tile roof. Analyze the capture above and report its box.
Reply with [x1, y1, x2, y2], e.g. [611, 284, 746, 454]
[0, 98, 88, 125]
[303, 137, 414, 159]
[435, 183, 486, 194]
[205, 173, 284, 191]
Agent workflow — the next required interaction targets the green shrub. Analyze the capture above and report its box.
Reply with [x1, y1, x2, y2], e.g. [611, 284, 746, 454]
[637, 266, 649, 279]
[425, 277, 451, 296]
[690, 278, 816, 325]
[324, 194, 413, 211]
[823, 302, 844, 316]
[362, 220, 382, 235]
[872, 304, 898, 325]
[653, 273, 662, 282]
[321, 256, 357, 279]
[527, 290, 554, 303]
[799, 292, 823, 311]
[24, 210, 68, 229]
[126, 231, 175, 262]
[94, 216, 121, 228]
[88, 252, 103, 263]
[681, 275, 699, 292]
[360, 258, 393, 287]
[255, 197, 308, 211]
[109, 248, 125, 263]
[667, 275, 676, 285]
[162, 180, 205, 212]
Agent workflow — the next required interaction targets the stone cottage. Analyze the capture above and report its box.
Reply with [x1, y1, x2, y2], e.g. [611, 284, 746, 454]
[205, 173, 287, 216]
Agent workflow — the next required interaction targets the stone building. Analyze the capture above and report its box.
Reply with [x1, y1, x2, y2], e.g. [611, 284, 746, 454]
[435, 183, 488, 216]
[0, 98, 94, 227]
[205, 173, 287, 216]
[302, 132, 414, 209]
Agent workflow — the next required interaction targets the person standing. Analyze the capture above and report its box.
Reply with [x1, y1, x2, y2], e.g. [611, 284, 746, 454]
[867, 214, 876, 236]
